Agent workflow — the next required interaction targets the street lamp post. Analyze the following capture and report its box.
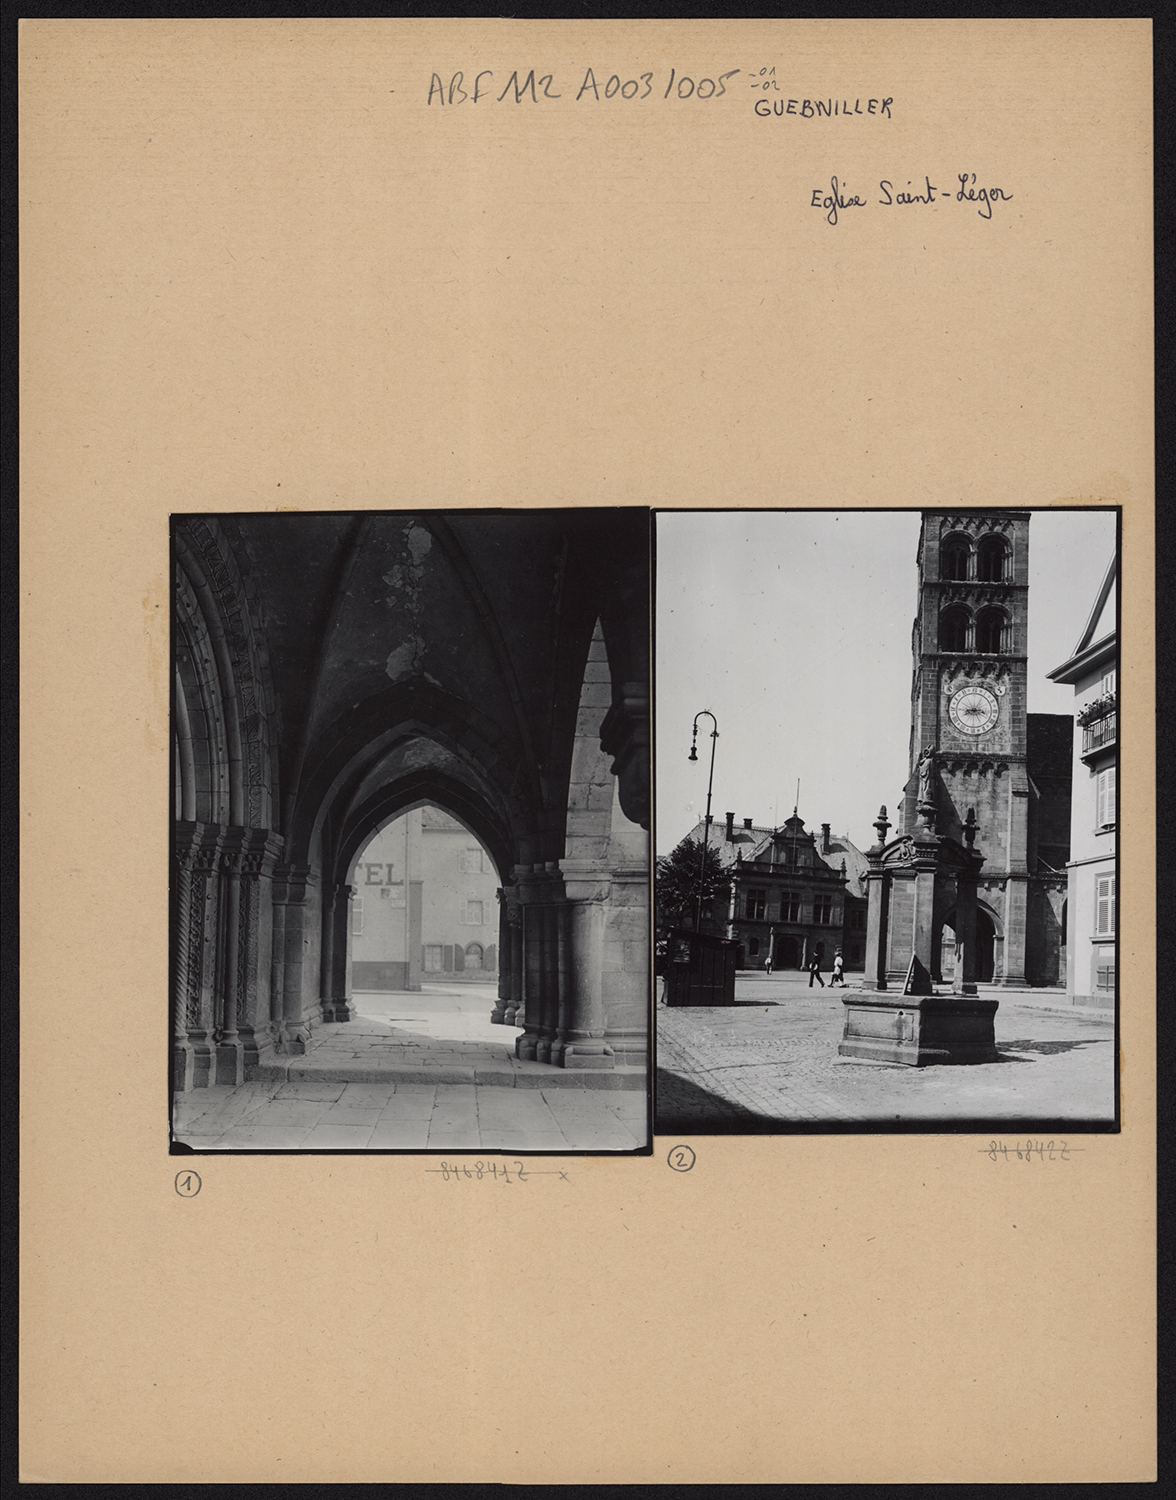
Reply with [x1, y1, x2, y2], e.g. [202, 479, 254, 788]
[688, 711, 719, 933]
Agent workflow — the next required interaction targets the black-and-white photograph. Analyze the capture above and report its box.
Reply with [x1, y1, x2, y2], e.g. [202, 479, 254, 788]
[655, 507, 1118, 1133]
[171, 509, 651, 1152]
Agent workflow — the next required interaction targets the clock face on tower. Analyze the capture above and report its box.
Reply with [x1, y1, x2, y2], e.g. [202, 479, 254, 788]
[948, 685, 999, 735]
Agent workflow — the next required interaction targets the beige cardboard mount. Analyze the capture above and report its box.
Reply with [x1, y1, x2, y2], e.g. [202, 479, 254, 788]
[20, 19, 1153, 1483]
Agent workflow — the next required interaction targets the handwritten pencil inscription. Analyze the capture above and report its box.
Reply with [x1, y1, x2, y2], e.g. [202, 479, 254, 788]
[813, 174, 1013, 224]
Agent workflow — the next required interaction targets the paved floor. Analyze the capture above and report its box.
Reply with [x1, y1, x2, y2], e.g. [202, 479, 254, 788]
[251, 984, 644, 1090]
[656, 972, 1116, 1131]
[172, 982, 649, 1152]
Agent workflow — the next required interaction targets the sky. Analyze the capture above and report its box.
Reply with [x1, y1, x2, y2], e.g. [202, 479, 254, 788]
[655, 508, 1117, 856]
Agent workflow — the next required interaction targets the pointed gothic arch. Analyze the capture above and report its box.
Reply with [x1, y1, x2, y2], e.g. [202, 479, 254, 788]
[171, 510, 650, 1090]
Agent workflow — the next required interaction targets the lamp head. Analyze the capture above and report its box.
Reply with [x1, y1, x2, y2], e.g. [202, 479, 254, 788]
[688, 745, 698, 762]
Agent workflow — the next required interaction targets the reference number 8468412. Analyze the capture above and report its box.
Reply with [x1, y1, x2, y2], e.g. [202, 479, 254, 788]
[428, 1160, 568, 1182]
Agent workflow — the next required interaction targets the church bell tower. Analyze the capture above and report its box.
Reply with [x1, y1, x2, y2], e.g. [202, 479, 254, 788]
[903, 510, 1032, 985]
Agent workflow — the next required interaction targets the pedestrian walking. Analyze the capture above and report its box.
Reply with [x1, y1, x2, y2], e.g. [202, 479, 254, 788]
[830, 949, 845, 986]
[807, 952, 824, 988]
[764, 954, 773, 977]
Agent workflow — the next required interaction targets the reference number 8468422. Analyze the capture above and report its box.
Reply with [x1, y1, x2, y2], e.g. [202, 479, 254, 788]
[982, 1140, 1081, 1162]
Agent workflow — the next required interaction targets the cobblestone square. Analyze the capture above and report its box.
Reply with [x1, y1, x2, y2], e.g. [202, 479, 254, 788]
[656, 972, 1115, 1132]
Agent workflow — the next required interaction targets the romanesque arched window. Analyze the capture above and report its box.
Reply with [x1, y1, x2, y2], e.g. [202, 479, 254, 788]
[976, 535, 1009, 582]
[975, 607, 1007, 654]
[939, 605, 970, 652]
[941, 534, 971, 581]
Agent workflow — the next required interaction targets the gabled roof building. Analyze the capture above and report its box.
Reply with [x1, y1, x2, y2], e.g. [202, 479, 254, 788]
[682, 809, 870, 971]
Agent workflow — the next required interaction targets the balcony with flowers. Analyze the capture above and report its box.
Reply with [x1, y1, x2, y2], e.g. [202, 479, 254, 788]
[1076, 691, 1117, 761]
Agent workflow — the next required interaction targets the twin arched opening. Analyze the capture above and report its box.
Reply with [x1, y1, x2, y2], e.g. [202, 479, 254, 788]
[939, 603, 1010, 655]
[940, 530, 1011, 583]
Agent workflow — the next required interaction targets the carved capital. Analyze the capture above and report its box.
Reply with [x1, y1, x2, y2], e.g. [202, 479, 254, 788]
[175, 821, 229, 874]
[272, 862, 315, 904]
[599, 684, 650, 830]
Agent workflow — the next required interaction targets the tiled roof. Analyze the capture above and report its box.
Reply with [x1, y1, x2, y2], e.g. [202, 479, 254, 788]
[679, 816, 870, 893]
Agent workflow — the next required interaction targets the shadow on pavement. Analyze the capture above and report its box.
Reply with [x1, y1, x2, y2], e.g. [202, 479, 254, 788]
[654, 1069, 763, 1130]
[999, 1037, 1115, 1057]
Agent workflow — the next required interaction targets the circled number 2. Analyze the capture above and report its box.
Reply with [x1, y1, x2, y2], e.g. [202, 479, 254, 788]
[667, 1145, 696, 1172]
[175, 1171, 202, 1197]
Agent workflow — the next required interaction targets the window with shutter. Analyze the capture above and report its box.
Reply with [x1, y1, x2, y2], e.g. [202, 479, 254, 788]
[1094, 875, 1116, 936]
[1096, 766, 1116, 828]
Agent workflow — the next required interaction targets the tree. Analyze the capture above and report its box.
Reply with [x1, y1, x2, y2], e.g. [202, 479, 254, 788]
[656, 834, 730, 938]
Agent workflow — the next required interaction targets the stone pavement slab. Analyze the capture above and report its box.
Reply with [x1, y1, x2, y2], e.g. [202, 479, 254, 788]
[173, 1072, 650, 1152]
[173, 981, 651, 1150]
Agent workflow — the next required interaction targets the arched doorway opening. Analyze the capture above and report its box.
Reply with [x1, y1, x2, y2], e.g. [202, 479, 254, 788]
[773, 934, 801, 970]
[344, 802, 513, 1053]
[939, 903, 999, 984]
[349, 805, 501, 993]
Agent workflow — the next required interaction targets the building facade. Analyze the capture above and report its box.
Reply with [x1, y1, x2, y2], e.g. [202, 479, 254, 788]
[350, 808, 501, 991]
[1046, 554, 1117, 1006]
[900, 510, 1071, 985]
[683, 810, 869, 971]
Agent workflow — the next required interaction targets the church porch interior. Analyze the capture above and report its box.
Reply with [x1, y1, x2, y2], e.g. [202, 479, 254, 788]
[171, 510, 652, 1150]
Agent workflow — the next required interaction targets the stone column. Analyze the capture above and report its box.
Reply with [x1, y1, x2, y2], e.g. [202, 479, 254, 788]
[269, 900, 286, 1038]
[507, 893, 523, 1026]
[491, 887, 511, 1023]
[173, 842, 198, 1092]
[954, 862, 980, 996]
[271, 863, 317, 1053]
[600, 867, 649, 1067]
[234, 830, 284, 1070]
[862, 862, 889, 991]
[211, 828, 284, 1084]
[212, 831, 246, 1084]
[911, 860, 938, 978]
[173, 822, 225, 1090]
[548, 897, 574, 1063]
[515, 865, 544, 1061]
[492, 886, 523, 1026]
[320, 882, 357, 1023]
[534, 867, 564, 1064]
[555, 864, 613, 1068]
[514, 866, 566, 1061]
